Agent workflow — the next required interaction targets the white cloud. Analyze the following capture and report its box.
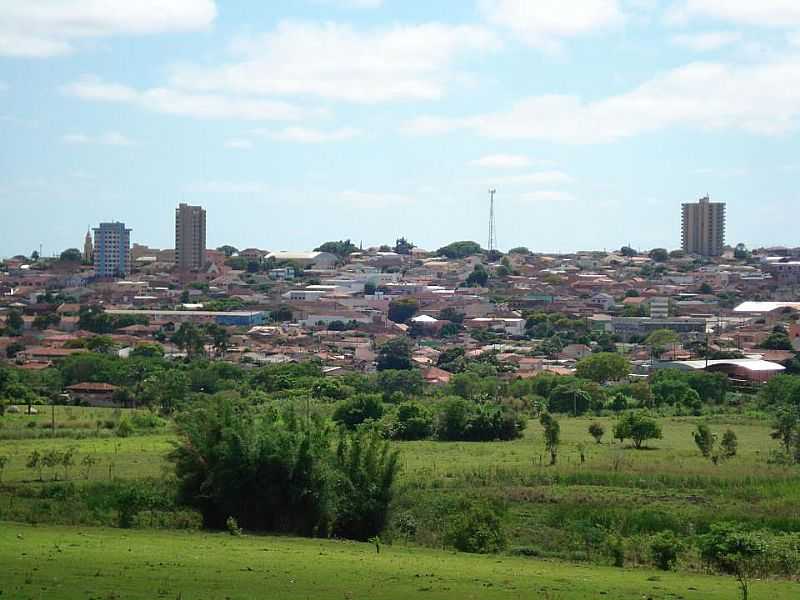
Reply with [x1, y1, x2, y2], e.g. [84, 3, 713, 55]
[479, 0, 624, 50]
[167, 21, 498, 103]
[671, 31, 741, 51]
[0, 0, 216, 58]
[63, 76, 320, 121]
[338, 190, 413, 208]
[668, 1, 800, 27]
[472, 154, 532, 168]
[405, 57, 800, 143]
[224, 138, 253, 149]
[61, 131, 134, 146]
[264, 126, 361, 143]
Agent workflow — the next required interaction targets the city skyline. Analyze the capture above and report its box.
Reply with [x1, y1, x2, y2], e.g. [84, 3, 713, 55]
[3, 1, 800, 256]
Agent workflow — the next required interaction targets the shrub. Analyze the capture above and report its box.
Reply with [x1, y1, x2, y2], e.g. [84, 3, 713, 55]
[613, 412, 662, 449]
[650, 531, 684, 570]
[588, 422, 605, 444]
[389, 401, 433, 441]
[435, 398, 525, 442]
[332, 394, 384, 429]
[115, 418, 134, 438]
[169, 396, 399, 541]
[445, 499, 507, 554]
[720, 429, 738, 459]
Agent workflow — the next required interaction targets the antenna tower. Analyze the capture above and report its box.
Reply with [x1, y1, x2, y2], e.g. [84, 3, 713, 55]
[487, 188, 497, 253]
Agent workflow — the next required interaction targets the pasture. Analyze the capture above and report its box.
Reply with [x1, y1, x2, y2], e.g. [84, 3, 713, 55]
[2, 523, 799, 600]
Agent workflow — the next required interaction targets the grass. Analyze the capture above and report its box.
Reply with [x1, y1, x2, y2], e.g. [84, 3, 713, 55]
[2, 408, 799, 571]
[2, 522, 799, 600]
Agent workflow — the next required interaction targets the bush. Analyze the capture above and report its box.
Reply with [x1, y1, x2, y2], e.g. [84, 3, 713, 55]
[115, 418, 133, 438]
[389, 401, 433, 440]
[332, 394, 384, 429]
[435, 398, 525, 442]
[445, 498, 507, 554]
[613, 412, 662, 449]
[169, 396, 399, 541]
[588, 422, 605, 443]
[650, 531, 684, 570]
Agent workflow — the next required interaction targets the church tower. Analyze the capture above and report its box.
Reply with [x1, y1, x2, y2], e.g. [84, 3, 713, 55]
[83, 227, 93, 263]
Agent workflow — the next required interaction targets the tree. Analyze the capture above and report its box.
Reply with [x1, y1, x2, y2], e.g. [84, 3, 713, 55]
[720, 429, 738, 459]
[613, 412, 662, 449]
[733, 243, 750, 260]
[376, 337, 413, 371]
[216, 245, 238, 257]
[699, 523, 769, 600]
[758, 332, 793, 351]
[59, 248, 82, 263]
[130, 343, 164, 359]
[315, 239, 357, 258]
[169, 396, 399, 540]
[650, 531, 684, 571]
[508, 246, 529, 255]
[437, 241, 482, 259]
[620, 246, 637, 257]
[770, 408, 799, 457]
[645, 329, 680, 357]
[363, 282, 376, 295]
[389, 401, 433, 440]
[649, 248, 668, 262]
[588, 422, 605, 444]
[540, 413, 560, 465]
[172, 322, 205, 359]
[388, 298, 418, 323]
[693, 423, 716, 458]
[394, 237, 415, 255]
[204, 323, 230, 357]
[5, 309, 23, 336]
[465, 264, 488, 287]
[575, 353, 630, 383]
[332, 394, 384, 429]
[439, 307, 465, 324]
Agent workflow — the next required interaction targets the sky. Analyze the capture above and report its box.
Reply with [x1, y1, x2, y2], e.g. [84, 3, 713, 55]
[1, 0, 800, 258]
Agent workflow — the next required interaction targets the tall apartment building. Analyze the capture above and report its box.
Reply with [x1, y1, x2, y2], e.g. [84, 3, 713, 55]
[93, 222, 131, 278]
[681, 196, 726, 257]
[175, 203, 206, 272]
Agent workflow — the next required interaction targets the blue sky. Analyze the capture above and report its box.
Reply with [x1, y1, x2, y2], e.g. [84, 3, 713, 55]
[1, 0, 800, 258]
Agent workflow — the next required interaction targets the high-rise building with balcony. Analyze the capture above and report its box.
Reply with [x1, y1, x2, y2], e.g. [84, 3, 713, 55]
[681, 196, 725, 257]
[175, 203, 206, 272]
[93, 222, 131, 278]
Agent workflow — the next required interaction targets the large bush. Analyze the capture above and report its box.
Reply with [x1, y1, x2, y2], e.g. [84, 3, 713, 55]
[435, 397, 525, 442]
[388, 401, 434, 440]
[169, 396, 399, 540]
[332, 394, 384, 429]
[444, 498, 507, 553]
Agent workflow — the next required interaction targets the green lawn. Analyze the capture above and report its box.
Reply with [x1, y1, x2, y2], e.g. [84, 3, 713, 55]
[2, 523, 798, 600]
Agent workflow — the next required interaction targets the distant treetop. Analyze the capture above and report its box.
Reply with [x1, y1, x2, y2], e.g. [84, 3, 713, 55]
[315, 240, 358, 258]
[437, 241, 482, 259]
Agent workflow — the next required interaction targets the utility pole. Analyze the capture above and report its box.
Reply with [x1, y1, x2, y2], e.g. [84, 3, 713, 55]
[488, 188, 497, 253]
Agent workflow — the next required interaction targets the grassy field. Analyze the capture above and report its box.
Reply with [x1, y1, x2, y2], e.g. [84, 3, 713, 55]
[0, 408, 792, 484]
[2, 523, 799, 600]
[2, 406, 799, 570]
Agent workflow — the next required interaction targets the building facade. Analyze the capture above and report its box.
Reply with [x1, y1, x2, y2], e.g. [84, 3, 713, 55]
[93, 222, 131, 278]
[175, 203, 206, 272]
[681, 196, 726, 256]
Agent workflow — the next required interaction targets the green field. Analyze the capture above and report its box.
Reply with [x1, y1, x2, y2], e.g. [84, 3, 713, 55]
[2, 405, 800, 593]
[1, 408, 792, 484]
[2, 523, 799, 600]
